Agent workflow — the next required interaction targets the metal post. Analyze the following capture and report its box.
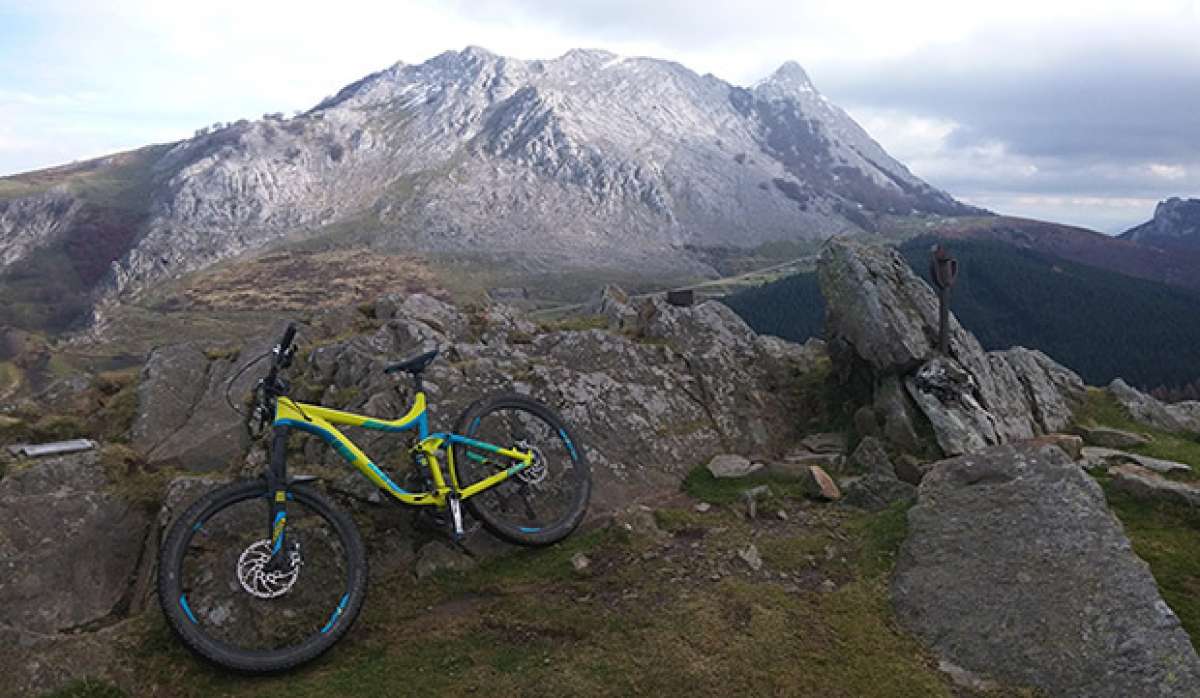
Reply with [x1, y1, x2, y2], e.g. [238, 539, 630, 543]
[929, 245, 958, 355]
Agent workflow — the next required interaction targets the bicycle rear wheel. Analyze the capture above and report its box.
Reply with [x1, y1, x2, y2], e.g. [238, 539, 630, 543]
[157, 480, 367, 673]
[453, 393, 591, 546]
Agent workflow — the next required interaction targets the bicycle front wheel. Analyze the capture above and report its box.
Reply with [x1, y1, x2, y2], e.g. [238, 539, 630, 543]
[157, 480, 367, 673]
[453, 393, 591, 546]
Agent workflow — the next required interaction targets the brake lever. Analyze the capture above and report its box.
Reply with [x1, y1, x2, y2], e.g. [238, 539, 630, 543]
[245, 379, 268, 439]
[280, 344, 296, 369]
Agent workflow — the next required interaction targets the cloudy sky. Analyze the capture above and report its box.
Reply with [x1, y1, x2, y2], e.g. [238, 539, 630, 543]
[1, 0, 1196, 232]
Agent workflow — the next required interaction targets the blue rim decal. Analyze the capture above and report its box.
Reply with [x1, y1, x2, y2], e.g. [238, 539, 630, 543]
[271, 511, 286, 554]
[179, 594, 198, 624]
[519, 526, 541, 533]
[321, 593, 351, 633]
[559, 429, 578, 460]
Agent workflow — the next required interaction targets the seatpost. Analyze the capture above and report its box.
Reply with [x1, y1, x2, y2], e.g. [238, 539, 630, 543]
[412, 372, 423, 394]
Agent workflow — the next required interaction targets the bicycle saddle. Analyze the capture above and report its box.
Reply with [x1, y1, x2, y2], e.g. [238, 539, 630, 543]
[384, 348, 439, 375]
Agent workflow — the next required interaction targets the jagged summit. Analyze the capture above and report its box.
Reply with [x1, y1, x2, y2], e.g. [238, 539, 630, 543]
[759, 60, 816, 93]
[0, 45, 978, 319]
[556, 47, 621, 63]
[1120, 196, 1200, 250]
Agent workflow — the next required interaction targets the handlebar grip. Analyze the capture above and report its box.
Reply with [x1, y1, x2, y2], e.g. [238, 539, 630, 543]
[280, 323, 297, 352]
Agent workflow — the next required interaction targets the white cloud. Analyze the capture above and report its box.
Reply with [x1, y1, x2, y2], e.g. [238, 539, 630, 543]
[1, 0, 1196, 234]
[1148, 163, 1188, 180]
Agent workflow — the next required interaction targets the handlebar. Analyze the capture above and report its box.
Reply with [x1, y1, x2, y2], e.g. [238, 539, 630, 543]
[264, 322, 297, 388]
[279, 323, 297, 354]
[246, 323, 298, 437]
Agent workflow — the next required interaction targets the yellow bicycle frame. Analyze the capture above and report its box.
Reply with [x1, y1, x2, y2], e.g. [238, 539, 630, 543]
[273, 394, 535, 509]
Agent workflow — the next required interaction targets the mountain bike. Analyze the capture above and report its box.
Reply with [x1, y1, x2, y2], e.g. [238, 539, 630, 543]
[157, 323, 591, 672]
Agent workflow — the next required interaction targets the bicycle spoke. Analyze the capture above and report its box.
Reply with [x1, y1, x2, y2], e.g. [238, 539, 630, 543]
[455, 396, 589, 542]
[518, 487, 539, 522]
[175, 494, 351, 652]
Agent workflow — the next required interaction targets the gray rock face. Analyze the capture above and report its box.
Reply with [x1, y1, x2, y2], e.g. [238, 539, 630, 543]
[0, 451, 150, 636]
[587, 284, 639, 331]
[130, 335, 276, 471]
[136, 290, 818, 514]
[1078, 425, 1151, 448]
[1, 47, 974, 316]
[1120, 197, 1200, 250]
[1108, 378, 1200, 434]
[1110, 463, 1200, 507]
[0, 189, 81, 267]
[893, 442, 1200, 696]
[842, 436, 915, 510]
[706, 454, 760, 479]
[1081, 446, 1191, 474]
[819, 238, 1085, 457]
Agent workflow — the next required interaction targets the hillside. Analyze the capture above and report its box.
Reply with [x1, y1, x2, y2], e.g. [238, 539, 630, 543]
[0, 47, 976, 335]
[926, 215, 1200, 293]
[723, 237, 1200, 391]
[6, 240, 1200, 697]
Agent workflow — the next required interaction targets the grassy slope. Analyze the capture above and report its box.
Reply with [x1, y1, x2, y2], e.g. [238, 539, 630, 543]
[1073, 389, 1200, 645]
[40, 475, 1038, 697]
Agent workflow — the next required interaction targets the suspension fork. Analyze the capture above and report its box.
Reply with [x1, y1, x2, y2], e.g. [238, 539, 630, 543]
[265, 424, 290, 566]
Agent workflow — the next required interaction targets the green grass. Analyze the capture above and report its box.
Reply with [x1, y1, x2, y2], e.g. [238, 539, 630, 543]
[1098, 481, 1200, 649]
[40, 679, 127, 698]
[101, 495, 1031, 697]
[682, 465, 810, 505]
[537, 315, 609, 333]
[1074, 388, 1200, 481]
[1076, 387, 1200, 652]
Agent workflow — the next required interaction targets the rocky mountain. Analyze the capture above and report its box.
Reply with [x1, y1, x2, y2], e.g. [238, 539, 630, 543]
[1120, 197, 1200, 250]
[0, 46, 975, 332]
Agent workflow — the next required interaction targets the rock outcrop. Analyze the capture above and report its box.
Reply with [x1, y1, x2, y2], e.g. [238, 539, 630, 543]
[0, 450, 153, 695]
[1109, 463, 1200, 507]
[131, 333, 278, 471]
[135, 291, 821, 515]
[819, 238, 1085, 459]
[893, 442, 1200, 696]
[841, 435, 915, 511]
[1108, 378, 1200, 434]
[1120, 197, 1200, 250]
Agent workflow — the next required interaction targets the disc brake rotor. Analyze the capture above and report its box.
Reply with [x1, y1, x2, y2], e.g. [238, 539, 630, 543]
[237, 539, 301, 599]
[515, 442, 548, 486]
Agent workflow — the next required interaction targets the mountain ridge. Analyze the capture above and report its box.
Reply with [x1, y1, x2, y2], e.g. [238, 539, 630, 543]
[1120, 197, 1200, 250]
[0, 46, 976, 332]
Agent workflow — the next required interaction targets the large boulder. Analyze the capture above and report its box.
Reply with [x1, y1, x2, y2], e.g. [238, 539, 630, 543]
[0, 450, 150, 635]
[1109, 463, 1200, 507]
[130, 333, 275, 471]
[819, 239, 1084, 457]
[818, 238, 948, 373]
[893, 442, 1200, 696]
[0, 450, 152, 695]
